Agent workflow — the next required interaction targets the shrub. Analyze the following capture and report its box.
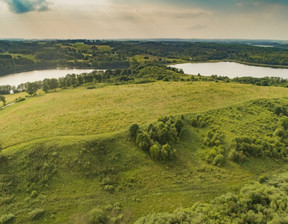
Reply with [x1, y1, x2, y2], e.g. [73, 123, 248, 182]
[0, 214, 15, 224]
[30, 190, 38, 198]
[88, 208, 109, 224]
[213, 154, 225, 166]
[160, 144, 176, 161]
[228, 149, 240, 162]
[204, 130, 224, 147]
[136, 131, 152, 152]
[203, 146, 225, 167]
[103, 185, 115, 194]
[132, 116, 185, 161]
[29, 208, 45, 221]
[129, 123, 139, 141]
[15, 97, 25, 102]
[150, 144, 161, 160]
[279, 116, 288, 130]
[274, 127, 286, 137]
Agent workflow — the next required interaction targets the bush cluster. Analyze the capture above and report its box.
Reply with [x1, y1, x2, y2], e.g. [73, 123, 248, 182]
[189, 114, 209, 128]
[0, 214, 15, 224]
[130, 116, 185, 161]
[229, 135, 288, 162]
[135, 172, 288, 224]
[88, 203, 123, 224]
[202, 129, 225, 167]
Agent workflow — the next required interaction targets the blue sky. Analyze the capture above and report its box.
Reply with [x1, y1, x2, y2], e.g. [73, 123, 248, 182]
[0, 0, 288, 39]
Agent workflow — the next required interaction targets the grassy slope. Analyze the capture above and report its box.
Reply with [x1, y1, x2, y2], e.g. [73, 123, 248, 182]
[1, 81, 288, 223]
[2, 81, 288, 148]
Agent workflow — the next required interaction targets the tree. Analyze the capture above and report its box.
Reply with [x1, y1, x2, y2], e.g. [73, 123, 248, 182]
[150, 144, 161, 160]
[26, 82, 38, 96]
[136, 131, 152, 152]
[42, 80, 50, 93]
[161, 144, 176, 161]
[129, 123, 139, 141]
[0, 95, 6, 106]
[50, 78, 59, 90]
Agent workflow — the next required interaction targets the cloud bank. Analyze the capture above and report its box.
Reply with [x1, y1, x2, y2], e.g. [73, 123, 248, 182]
[4, 0, 49, 14]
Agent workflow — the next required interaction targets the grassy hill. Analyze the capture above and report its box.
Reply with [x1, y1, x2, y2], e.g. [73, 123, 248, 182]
[1, 81, 288, 223]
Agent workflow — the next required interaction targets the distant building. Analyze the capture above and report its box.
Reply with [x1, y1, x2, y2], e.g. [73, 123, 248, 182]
[10, 90, 14, 94]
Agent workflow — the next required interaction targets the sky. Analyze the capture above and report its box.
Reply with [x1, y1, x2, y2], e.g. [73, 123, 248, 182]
[1, 0, 288, 40]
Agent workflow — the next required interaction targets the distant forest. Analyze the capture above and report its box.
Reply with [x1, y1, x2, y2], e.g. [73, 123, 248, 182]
[1, 40, 288, 76]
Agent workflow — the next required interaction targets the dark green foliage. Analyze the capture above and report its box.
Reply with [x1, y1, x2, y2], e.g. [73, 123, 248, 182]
[189, 115, 208, 128]
[149, 144, 161, 160]
[229, 134, 288, 161]
[133, 116, 184, 161]
[0, 95, 6, 106]
[101, 177, 117, 194]
[204, 129, 224, 147]
[160, 144, 176, 161]
[135, 172, 288, 224]
[201, 129, 226, 166]
[42, 80, 50, 93]
[203, 146, 225, 167]
[136, 131, 153, 152]
[136, 66, 181, 81]
[278, 116, 288, 130]
[88, 208, 109, 224]
[0, 214, 15, 224]
[15, 97, 25, 103]
[28, 208, 45, 221]
[129, 123, 139, 141]
[26, 82, 39, 96]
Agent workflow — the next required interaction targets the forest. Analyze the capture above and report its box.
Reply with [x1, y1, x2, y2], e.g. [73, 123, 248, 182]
[1, 40, 288, 77]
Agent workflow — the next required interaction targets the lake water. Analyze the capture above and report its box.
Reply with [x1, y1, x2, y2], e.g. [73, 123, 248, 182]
[171, 62, 288, 79]
[0, 68, 96, 86]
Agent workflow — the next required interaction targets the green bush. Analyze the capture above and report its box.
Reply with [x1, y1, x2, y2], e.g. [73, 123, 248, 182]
[88, 208, 109, 224]
[0, 214, 15, 224]
[136, 131, 152, 152]
[103, 185, 115, 194]
[29, 208, 45, 221]
[203, 146, 225, 167]
[129, 123, 139, 141]
[132, 116, 184, 161]
[150, 144, 161, 160]
[15, 97, 25, 103]
[135, 172, 288, 224]
[160, 144, 176, 161]
[204, 130, 224, 147]
[230, 135, 288, 161]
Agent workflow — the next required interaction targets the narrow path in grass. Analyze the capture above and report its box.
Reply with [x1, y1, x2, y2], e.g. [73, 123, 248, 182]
[0, 102, 15, 110]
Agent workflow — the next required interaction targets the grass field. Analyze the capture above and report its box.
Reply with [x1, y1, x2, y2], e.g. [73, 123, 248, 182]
[2, 81, 288, 223]
[2, 82, 288, 149]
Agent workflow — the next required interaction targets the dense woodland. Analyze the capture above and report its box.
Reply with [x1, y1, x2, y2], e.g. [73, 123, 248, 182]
[1, 40, 288, 77]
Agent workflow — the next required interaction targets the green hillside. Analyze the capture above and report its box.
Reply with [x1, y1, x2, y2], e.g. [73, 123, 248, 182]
[2, 81, 288, 223]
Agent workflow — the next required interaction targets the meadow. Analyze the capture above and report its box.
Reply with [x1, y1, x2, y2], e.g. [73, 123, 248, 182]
[2, 80, 288, 223]
[2, 81, 288, 148]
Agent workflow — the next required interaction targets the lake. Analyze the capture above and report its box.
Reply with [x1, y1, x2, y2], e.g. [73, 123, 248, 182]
[0, 68, 97, 86]
[171, 62, 288, 79]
